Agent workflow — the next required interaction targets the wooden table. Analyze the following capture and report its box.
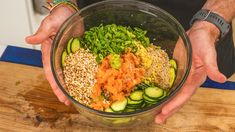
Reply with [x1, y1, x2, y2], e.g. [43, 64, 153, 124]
[0, 61, 235, 132]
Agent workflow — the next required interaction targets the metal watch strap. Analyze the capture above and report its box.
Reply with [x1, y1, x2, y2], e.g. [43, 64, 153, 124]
[190, 9, 231, 39]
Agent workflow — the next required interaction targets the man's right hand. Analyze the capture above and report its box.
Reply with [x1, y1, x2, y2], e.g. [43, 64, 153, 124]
[155, 21, 227, 124]
[25, 5, 76, 105]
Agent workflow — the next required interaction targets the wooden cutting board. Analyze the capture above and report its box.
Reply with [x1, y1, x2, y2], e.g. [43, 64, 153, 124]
[0, 61, 235, 132]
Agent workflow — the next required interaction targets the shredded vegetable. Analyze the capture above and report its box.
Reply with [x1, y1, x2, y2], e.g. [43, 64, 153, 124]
[80, 24, 150, 63]
[91, 50, 145, 110]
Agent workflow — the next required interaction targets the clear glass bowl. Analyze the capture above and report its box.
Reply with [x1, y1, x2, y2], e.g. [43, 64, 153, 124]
[51, 0, 192, 128]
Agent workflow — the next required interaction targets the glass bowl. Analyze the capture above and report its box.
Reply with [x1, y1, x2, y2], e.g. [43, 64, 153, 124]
[51, 0, 192, 128]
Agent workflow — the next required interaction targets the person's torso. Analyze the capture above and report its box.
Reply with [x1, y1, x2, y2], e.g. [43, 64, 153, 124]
[77, 0, 206, 30]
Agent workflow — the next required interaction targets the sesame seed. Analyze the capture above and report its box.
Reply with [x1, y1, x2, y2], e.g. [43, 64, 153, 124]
[63, 48, 98, 106]
[145, 45, 171, 89]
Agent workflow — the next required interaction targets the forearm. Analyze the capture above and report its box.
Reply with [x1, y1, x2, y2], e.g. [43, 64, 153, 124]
[203, 0, 235, 22]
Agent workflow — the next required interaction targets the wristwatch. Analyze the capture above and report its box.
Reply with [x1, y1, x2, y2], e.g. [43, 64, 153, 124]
[190, 9, 231, 39]
[43, 0, 79, 13]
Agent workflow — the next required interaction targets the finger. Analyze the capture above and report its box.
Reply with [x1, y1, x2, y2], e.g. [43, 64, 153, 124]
[154, 84, 193, 124]
[202, 52, 227, 83]
[26, 16, 55, 44]
[162, 86, 193, 115]
[154, 86, 193, 124]
[155, 104, 182, 124]
[65, 100, 71, 106]
[206, 66, 226, 83]
[50, 82, 68, 103]
[41, 39, 69, 104]
[155, 66, 206, 124]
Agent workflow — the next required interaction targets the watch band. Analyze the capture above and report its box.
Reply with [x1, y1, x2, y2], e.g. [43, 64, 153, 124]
[190, 9, 231, 39]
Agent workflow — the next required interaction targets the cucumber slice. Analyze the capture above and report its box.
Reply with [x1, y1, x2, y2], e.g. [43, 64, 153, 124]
[143, 94, 158, 103]
[144, 103, 153, 108]
[158, 90, 167, 100]
[136, 83, 149, 90]
[126, 105, 138, 109]
[127, 97, 143, 105]
[135, 108, 142, 111]
[129, 90, 143, 101]
[126, 105, 137, 109]
[169, 59, 177, 70]
[124, 108, 135, 112]
[126, 103, 142, 109]
[61, 50, 67, 68]
[141, 102, 146, 108]
[144, 87, 163, 99]
[169, 67, 176, 88]
[110, 98, 127, 112]
[104, 107, 114, 112]
[144, 100, 157, 105]
[71, 38, 80, 53]
[66, 38, 73, 54]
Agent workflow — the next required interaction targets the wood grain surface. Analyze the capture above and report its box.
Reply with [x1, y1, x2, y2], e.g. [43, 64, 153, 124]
[0, 61, 235, 132]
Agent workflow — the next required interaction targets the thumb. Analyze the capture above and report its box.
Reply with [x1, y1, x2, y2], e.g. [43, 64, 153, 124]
[25, 16, 55, 44]
[203, 53, 227, 83]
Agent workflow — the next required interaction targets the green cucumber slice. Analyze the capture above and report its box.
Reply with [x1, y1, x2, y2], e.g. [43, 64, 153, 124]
[144, 100, 157, 105]
[129, 90, 143, 101]
[71, 38, 80, 53]
[169, 59, 177, 70]
[158, 90, 167, 100]
[104, 108, 114, 112]
[126, 103, 142, 109]
[169, 67, 176, 88]
[127, 97, 143, 105]
[141, 102, 146, 108]
[143, 94, 158, 103]
[126, 105, 137, 109]
[144, 103, 153, 108]
[110, 98, 127, 112]
[124, 108, 135, 112]
[61, 50, 67, 68]
[136, 83, 149, 90]
[144, 87, 163, 99]
[66, 38, 73, 54]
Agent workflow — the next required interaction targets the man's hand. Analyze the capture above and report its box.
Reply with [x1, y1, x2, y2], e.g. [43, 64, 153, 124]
[155, 21, 227, 124]
[25, 5, 76, 105]
[155, 0, 234, 124]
